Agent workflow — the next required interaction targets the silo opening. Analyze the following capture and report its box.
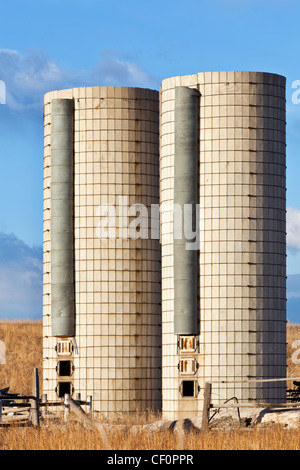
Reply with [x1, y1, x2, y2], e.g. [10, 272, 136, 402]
[57, 360, 72, 377]
[56, 340, 73, 356]
[179, 358, 198, 375]
[180, 380, 197, 398]
[178, 336, 197, 352]
[57, 381, 72, 398]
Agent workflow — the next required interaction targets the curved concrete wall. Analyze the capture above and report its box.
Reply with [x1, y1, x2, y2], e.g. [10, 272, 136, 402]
[43, 87, 161, 414]
[160, 72, 286, 419]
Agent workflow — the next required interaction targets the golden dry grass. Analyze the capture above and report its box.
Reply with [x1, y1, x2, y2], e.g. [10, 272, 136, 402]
[1, 420, 300, 450]
[0, 320, 42, 395]
[1, 320, 300, 450]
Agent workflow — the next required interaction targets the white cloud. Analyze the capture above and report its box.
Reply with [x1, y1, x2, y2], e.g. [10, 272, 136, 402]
[287, 274, 300, 300]
[92, 52, 157, 88]
[0, 232, 42, 320]
[287, 207, 300, 251]
[0, 49, 158, 112]
[0, 49, 83, 110]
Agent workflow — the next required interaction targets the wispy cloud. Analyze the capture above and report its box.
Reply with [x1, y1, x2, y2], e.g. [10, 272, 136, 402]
[287, 274, 300, 322]
[91, 51, 158, 88]
[287, 274, 300, 299]
[0, 232, 42, 320]
[0, 49, 83, 111]
[0, 48, 158, 112]
[287, 207, 300, 251]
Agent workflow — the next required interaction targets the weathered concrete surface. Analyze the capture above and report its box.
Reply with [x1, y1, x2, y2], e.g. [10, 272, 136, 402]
[251, 408, 300, 429]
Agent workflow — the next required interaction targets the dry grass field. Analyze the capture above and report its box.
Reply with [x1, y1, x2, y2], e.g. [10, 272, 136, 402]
[1, 320, 300, 450]
[0, 320, 43, 395]
[1, 421, 300, 451]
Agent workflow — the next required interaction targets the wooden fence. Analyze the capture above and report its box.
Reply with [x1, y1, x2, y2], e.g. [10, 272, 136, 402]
[3, 368, 300, 436]
[0, 368, 92, 427]
[0, 368, 40, 426]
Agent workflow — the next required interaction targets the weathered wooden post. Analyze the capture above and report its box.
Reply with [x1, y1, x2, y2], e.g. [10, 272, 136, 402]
[87, 395, 93, 414]
[41, 393, 47, 417]
[30, 367, 40, 427]
[201, 382, 212, 432]
[0, 400, 2, 425]
[69, 397, 110, 449]
[64, 393, 70, 421]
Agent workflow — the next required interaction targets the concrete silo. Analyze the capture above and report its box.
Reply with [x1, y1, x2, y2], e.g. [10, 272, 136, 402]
[43, 72, 287, 421]
[160, 72, 287, 419]
[43, 87, 162, 415]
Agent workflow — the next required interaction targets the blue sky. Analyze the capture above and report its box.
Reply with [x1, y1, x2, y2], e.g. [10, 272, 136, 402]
[0, 0, 300, 321]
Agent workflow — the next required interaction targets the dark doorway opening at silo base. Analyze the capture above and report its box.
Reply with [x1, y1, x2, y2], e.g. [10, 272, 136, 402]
[58, 360, 72, 377]
[57, 381, 72, 398]
[181, 380, 196, 397]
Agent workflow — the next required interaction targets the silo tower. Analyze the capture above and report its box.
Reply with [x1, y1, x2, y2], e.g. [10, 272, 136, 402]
[159, 72, 287, 419]
[43, 86, 162, 415]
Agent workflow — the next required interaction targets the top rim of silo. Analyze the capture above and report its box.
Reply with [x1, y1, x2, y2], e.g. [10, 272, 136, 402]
[44, 86, 159, 104]
[160, 71, 286, 90]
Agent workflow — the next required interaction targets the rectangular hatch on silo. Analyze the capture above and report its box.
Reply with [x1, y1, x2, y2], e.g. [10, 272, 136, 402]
[178, 336, 198, 353]
[179, 358, 198, 375]
[180, 380, 199, 398]
[57, 360, 73, 377]
[56, 340, 73, 356]
[56, 381, 73, 398]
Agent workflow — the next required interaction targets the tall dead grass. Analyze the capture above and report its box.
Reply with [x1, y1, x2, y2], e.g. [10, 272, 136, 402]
[1, 420, 300, 450]
[1, 320, 300, 450]
[0, 320, 42, 395]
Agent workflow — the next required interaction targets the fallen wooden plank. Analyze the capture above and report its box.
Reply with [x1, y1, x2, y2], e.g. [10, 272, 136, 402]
[0, 414, 29, 423]
[0, 395, 35, 400]
[68, 396, 111, 450]
[2, 407, 30, 415]
[1, 402, 30, 408]
[67, 397, 203, 437]
[210, 402, 300, 409]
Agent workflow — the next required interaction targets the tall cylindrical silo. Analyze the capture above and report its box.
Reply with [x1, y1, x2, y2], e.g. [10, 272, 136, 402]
[43, 86, 161, 415]
[160, 72, 286, 419]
